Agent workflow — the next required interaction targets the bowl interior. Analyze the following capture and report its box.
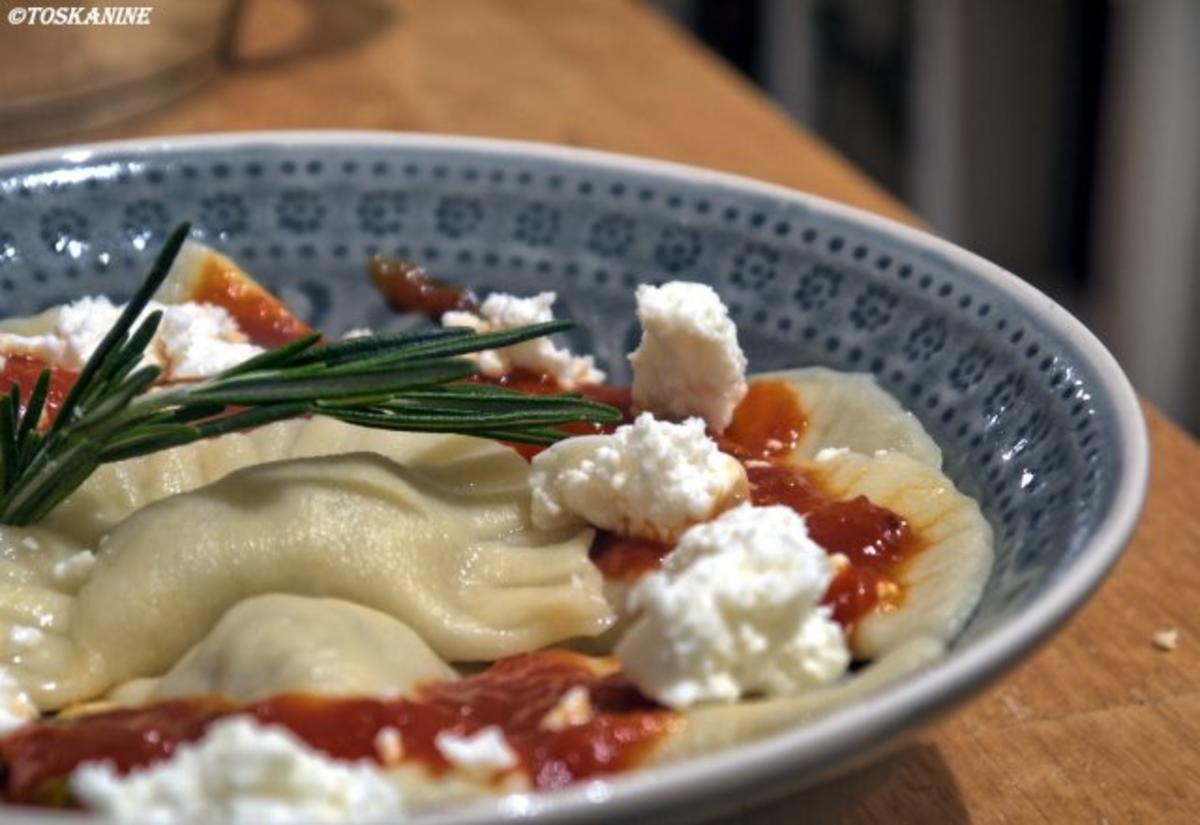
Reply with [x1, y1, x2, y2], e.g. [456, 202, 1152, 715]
[0, 135, 1153, 825]
[0, 138, 1125, 645]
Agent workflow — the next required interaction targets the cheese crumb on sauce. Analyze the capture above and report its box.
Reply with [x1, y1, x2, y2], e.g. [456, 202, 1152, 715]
[0, 295, 265, 382]
[0, 332, 65, 369]
[373, 727, 404, 766]
[433, 725, 520, 778]
[629, 281, 748, 432]
[539, 686, 594, 732]
[530, 413, 749, 543]
[69, 715, 405, 823]
[442, 291, 605, 389]
[617, 504, 850, 708]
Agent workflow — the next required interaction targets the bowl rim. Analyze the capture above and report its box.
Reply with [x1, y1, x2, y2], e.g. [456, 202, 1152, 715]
[0, 131, 1150, 824]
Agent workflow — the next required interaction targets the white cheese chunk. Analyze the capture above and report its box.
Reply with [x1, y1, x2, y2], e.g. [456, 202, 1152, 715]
[1153, 628, 1179, 651]
[0, 667, 37, 734]
[11, 295, 264, 382]
[373, 727, 404, 766]
[70, 715, 405, 824]
[442, 291, 604, 389]
[616, 504, 850, 708]
[433, 726, 519, 777]
[0, 332, 66, 366]
[539, 686, 594, 732]
[629, 281, 747, 432]
[530, 413, 749, 543]
[157, 303, 264, 380]
[55, 296, 134, 369]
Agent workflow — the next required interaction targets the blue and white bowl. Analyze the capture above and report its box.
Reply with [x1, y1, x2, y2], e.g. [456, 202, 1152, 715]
[0, 132, 1148, 824]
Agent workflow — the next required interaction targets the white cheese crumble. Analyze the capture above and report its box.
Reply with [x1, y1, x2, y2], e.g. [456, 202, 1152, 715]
[442, 291, 605, 389]
[616, 504, 850, 708]
[1153, 628, 1179, 652]
[373, 727, 404, 766]
[52, 549, 97, 587]
[530, 413, 749, 543]
[0, 332, 66, 366]
[0, 667, 37, 734]
[19, 536, 39, 552]
[56, 296, 134, 369]
[70, 715, 405, 824]
[6, 295, 265, 382]
[433, 726, 519, 778]
[628, 281, 748, 432]
[539, 686, 594, 732]
[156, 303, 265, 380]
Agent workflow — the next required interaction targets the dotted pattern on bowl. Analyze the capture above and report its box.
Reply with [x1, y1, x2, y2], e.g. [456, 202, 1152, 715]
[0, 145, 1118, 635]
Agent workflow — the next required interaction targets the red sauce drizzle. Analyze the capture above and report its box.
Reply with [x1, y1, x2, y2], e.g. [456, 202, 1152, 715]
[590, 379, 919, 626]
[369, 256, 476, 319]
[0, 652, 676, 805]
[0, 355, 78, 429]
[476, 370, 633, 460]
[190, 256, 312, 348]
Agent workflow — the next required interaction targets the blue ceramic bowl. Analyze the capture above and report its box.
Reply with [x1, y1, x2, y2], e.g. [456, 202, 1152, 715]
[0, 133, 1147, 824]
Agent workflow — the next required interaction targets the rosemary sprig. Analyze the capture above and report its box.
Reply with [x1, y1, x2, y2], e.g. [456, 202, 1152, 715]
[0, 223, 620, 526]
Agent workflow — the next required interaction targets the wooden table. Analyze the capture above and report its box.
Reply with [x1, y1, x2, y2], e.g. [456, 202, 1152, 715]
[19, 1, 1200, 821]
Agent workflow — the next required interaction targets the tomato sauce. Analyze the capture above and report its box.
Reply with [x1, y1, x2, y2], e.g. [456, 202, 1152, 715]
[369, 256, 477, 319]
[475, 370, 633, 460]
[589, 378, 918, 627]
[190, 256, 311, 348]
[0, 652, 677, 805]
[0, 355, 78, 429]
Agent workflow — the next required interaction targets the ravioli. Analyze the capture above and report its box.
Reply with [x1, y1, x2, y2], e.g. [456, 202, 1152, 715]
[0, 427, 612, 710]
[763, 367, 943, 468]
[803, 449, 993, 658]
[0, 263, 999, 819]
[146, 595, 456, 704]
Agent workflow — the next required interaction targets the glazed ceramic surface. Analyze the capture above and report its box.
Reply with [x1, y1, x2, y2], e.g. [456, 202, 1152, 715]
[0, 133, 1147, 824]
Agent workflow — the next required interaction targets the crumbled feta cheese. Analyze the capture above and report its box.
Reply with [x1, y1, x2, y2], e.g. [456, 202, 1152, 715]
[56, 296, 145, 369]
[8, 625, 43, 649]
[70, 715, 405, 823]
[434, 726, 519, 777]
[0, 667, 37, 734]
[1153, 628, 1179, 651]
[19, 536, 39, 552]
[540, 686, 594, 732]
[52, 549, 97, 587]
[15, 295, 263, 382]
[530, 413, 749, 542]
[442, 291, 605, 389]
[157, 303, 264, 380]
[616, 505, 850, 708]
[0, 332, 66, 365]
[373, 727, 404, 766]
[629, 281, 747, 432]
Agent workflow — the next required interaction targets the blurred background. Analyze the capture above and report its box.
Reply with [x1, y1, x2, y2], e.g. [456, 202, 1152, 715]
[0, 0, 1196, 433]
[654, 0, 1199, 434]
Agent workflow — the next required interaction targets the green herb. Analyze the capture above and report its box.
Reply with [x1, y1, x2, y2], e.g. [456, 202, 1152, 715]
[0, 223, 620, 526]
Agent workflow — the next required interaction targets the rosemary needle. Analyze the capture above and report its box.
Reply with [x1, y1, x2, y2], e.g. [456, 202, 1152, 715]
[0, 223, 620, 526]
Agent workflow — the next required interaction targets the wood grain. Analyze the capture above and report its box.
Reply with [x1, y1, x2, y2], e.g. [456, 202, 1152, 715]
[9, 0, 1199, 821]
